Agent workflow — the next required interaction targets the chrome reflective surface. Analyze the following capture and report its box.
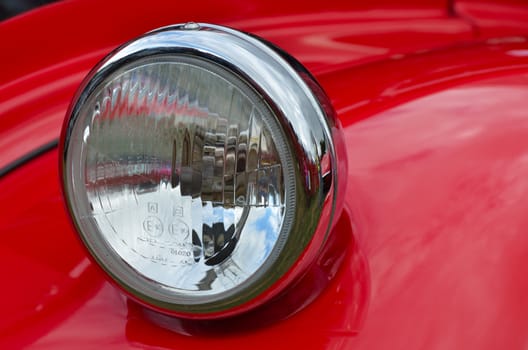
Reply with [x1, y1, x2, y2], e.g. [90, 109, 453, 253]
[62, 23, 338, 315]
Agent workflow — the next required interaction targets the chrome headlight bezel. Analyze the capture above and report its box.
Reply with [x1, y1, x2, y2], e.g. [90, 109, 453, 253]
[61, 23, 340, 318]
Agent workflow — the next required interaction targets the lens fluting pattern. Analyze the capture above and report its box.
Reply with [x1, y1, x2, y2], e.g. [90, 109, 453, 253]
[73, 56, 291, 297]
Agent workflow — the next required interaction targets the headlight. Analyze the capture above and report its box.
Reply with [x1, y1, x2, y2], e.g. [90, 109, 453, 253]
[61, 23, 342, 318]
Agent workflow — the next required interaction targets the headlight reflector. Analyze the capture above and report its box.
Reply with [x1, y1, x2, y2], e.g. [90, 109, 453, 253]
[62, 23, 341, 317]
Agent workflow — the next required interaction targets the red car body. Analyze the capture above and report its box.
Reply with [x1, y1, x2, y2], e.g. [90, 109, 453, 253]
[2, 0, 528, 348]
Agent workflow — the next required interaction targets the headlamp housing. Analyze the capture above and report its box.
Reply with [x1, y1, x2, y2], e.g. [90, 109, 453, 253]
[61, 23, 343, 318]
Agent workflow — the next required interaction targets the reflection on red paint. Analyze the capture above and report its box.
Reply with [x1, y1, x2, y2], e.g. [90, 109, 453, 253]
[0, 151, 103, 348]
[340, 72, 528, 350]
[456, 0, 528, 38]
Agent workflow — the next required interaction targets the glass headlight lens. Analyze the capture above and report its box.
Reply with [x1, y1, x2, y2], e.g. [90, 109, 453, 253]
[70, 56, 292, 296]
[62, 23, 340, 317]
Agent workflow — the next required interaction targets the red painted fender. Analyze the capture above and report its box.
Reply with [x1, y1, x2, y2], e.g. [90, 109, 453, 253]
[2, 0, 528, 348]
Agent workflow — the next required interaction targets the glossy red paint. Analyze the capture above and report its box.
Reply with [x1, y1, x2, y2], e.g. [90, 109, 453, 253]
[0, 0, 473, 170]
[3, 0, 528, 348]
[324, 43, 528, 349]
[456, 0, 528, 38]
